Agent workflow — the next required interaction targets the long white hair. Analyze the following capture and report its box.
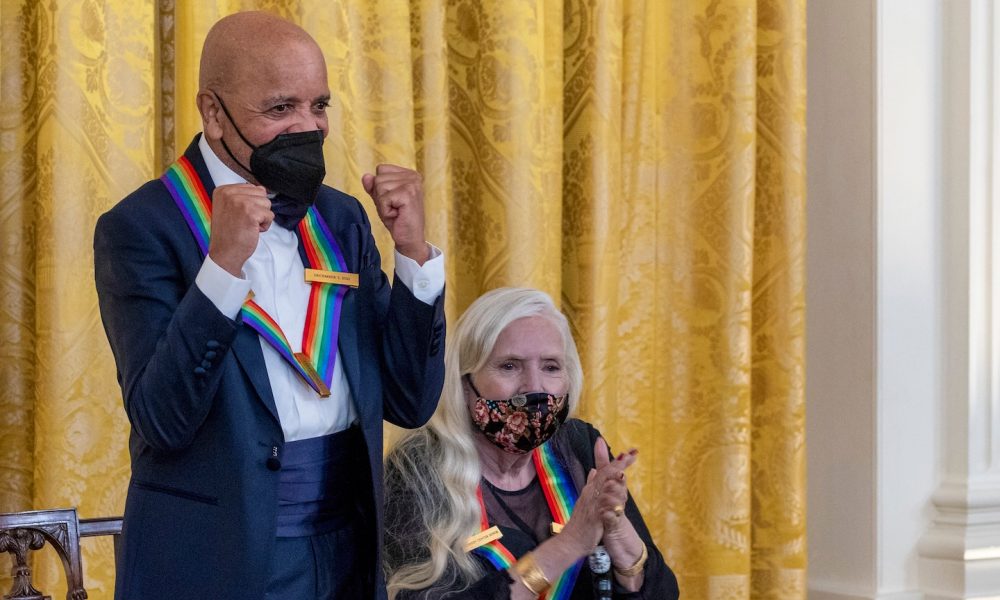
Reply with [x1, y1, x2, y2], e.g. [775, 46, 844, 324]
[384, 287, 584, 598]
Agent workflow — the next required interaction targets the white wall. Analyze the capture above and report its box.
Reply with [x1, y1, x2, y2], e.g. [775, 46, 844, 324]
[806, 0, 878, 595]
[809, 0, 1000, 597]
[807, 0, 945, 598]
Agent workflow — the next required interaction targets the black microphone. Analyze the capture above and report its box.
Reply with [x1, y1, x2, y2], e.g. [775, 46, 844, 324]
[588, 544, 612, 600]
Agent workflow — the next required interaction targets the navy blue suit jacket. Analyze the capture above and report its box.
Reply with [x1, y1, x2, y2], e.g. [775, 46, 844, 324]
[95, 136, 445, 600]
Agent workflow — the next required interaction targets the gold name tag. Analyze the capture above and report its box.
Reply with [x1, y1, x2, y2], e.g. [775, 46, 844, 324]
[464, 526, 503, 552]
[304, 268, 359, 288]
[551, 522, 564, 534]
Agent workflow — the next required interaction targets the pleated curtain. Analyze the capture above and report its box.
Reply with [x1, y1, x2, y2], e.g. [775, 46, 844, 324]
[0, 1, 806, 597]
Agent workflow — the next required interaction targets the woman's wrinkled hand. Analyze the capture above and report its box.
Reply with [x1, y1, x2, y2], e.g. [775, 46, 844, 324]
[590, 437, 637, 533]
[559, 438, 637, 556]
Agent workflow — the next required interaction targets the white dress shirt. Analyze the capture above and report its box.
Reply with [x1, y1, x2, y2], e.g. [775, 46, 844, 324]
[193, 135, 444, 441]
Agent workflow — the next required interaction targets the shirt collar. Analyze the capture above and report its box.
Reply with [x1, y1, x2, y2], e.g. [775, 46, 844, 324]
[198, 133, 247, 187]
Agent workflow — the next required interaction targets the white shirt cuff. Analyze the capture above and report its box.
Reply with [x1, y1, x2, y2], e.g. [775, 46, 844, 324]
[195, 255, 253, 320]
[394, 243, 445, 305]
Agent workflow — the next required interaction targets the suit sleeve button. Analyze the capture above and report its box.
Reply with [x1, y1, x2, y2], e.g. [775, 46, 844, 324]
[205, 350, 217, 360]
[194, 366, 207, 375]
[206, 340, 221, 349]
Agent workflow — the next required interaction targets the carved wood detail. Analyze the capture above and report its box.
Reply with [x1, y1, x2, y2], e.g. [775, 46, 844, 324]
[0, 509, 101, 600]
[0, 528, 48, 600]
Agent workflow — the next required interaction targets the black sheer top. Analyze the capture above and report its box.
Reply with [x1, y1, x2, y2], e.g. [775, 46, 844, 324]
[384, 419, 680, 599]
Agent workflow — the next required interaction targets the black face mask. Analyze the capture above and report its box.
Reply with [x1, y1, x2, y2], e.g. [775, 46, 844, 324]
[213, 93, 326, 229]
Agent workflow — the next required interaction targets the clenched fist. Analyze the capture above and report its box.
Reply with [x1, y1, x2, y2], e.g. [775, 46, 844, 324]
[362, 164, 429, 264]
[207, 183, 273, 277]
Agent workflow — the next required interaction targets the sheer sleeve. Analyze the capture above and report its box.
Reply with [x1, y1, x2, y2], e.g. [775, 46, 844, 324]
[394, 566, 514, 600]
[383, 461, 425, 581]
[384, 437, 518, 600]
[385, 479, 514, 600]
[609, 515, 679, 599]
[385, 422, 680, 600]
[559, 419, 680, 600]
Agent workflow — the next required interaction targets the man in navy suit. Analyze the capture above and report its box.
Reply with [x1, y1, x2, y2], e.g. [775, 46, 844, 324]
[94, 12, 445, 600]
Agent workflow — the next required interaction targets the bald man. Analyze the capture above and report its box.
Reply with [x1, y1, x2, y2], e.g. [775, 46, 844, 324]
[95, 12, 445, 600]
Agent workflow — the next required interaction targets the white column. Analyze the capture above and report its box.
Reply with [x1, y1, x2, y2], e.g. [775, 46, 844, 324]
[810, 1, 945, 598]
[808, 0, 1000, 597]
[918, 1, 1000, 598]
[876, 0, 942, 597]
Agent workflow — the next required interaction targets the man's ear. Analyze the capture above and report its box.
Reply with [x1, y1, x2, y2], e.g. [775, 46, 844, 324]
[197, 91, 223, 141]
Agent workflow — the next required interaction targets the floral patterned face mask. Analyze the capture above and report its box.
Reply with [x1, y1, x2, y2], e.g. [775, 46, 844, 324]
[465, 374, 569, 454]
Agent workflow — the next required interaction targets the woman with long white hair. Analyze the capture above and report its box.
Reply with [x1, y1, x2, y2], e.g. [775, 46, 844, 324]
[383, 287, 679, 599]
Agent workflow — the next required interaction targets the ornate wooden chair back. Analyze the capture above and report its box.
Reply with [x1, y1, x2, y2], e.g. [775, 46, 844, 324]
[0, 508, 122, 600]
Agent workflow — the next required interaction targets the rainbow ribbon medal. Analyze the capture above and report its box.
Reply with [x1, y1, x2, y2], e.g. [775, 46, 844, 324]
[161, 156, 350, 397]
[472, 441, 584, 599]
[472, 486, 517, 570]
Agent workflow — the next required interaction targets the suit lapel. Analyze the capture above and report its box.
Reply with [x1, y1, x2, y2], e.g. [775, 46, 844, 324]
[181, 136, 280, 424]
[230, 325, 280, 423]
[337, 280, 362, 408]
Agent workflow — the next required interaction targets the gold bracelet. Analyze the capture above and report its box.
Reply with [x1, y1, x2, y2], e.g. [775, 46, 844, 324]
[613, 543, 648, 578]
[512, 551, 551, 595]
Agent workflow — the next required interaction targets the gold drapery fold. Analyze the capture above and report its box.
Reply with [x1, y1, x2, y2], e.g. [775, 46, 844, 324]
[750, 0, 807, 593]
[0, 1, 806, 597]
[0, 0, 38, 519]
[1, 2, 160, 596]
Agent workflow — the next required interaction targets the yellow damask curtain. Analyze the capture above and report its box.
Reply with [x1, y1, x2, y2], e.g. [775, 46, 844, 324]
[0, 1, 806, 598]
